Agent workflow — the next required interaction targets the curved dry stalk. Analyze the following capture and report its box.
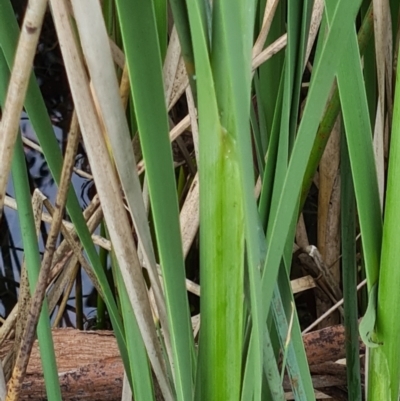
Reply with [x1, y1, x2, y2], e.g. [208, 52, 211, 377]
[14, 187, 205, 314]
[52, 260, 80, 327]
[0, 306, 18, 347]
[49, 1, 173, 399]
[302, 278, 367, 335]
[137, 115, 191, 174]
[119, 64, 131, 110]
[304, 0, 324, 71]
[4, 192, 203, 299]
[252, 33, 287, 70]
[164, 26, 184, 106]
[0, 364, 6, 401]
[5, 266, 31, 381]
[317, 114, 341, 326]
[167, 58, 189, 111]
[4, 196, 110, 250]
[252, 0, 281, 59]
[42, 195, 103, 299]
[47, 251, 76, 309]
[186, 85, 199, 162]
[0, 0, 48, 218]
[69, 0, 173, 369]
[180, 174, 199, 259]
[109, 39, 126, 69]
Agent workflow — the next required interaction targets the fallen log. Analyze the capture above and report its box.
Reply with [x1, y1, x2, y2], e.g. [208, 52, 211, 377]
[302, 323, 364, 366]
[1, 329, 123, 401]
[0, 324, 362, 400]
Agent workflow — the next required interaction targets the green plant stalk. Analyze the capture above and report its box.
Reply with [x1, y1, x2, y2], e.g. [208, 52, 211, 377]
[242, 314, 285, 401]
[326, 0, 382, 367]
[259, 0, 364, 327]
[153, 0, 167, 60]
[197, 136, 244, 400]
[326, 1, 384, 396]
[212, 1, 268, 400]
[241, 4, 365, 396]
[96, 223, 108, 330]
[341, 129, 362, 401]
[389, 0, 400, 48]
[115, 0, 194, 400]
[0, 0, 130, 378]
[258, 74, 284, 228]
[11, 138, 62, 401]
[368, 41, 400, 401]
[273, 204, 315, 401]
[287, 0, 314, 148]
[250, 1, 366, 398]
[266, 0, 312, 237]
[11, 140, 62, 399]
[251, 77, 266, 175]
[240, 224, 267, 401]
[332, 5, 382, 293]
[212, 0, 270, 399]
[261, 328, 285, 400]
[241, 225, 266, 401]
[272, 266, 315, 400]
[101, 0, 114, 39]
[257, 0, 285, 144]
[111, 245, 156, 401]
[0, 45, 61, 400]
[299, 3, 374, 209]
[360, 1, 377, 129]
[266, 0, 301, 236]
[183, 0, 248, 399]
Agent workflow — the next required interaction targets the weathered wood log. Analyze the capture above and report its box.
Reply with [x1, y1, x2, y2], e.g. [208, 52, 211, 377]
[302, 323, 364, 366]
[0, 324, 362, 400]
[1, 329, 123, 401]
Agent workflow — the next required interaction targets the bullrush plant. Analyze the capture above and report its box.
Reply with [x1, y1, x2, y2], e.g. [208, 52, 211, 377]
[1, 0, 400, 400]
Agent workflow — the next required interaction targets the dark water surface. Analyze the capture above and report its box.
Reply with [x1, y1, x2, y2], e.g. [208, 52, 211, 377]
[0, 115, 97, 325]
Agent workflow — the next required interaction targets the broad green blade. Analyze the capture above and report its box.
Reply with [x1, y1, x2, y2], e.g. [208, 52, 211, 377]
[211, 0, 264, 399]
[368, 33, 400, 401]
[329, 2, 382, 292]
[325, 3, 383, 399]
[299, 4, 374, 210]
[115, 1, 194, 400]
[184, 0, 252, 399]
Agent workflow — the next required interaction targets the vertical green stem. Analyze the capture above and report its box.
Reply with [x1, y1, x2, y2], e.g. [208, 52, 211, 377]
[341, 129, 362, 401]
